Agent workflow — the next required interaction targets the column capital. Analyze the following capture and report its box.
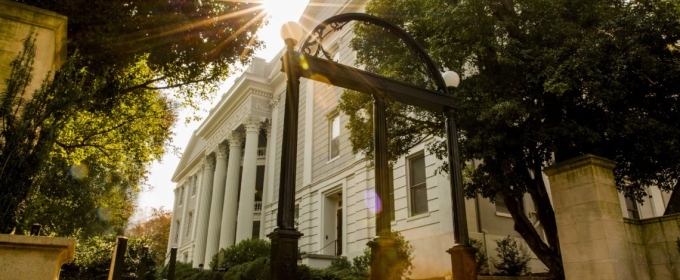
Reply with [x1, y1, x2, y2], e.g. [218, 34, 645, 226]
[227, 132, 243, 148]
[270, 95, 281, 109]
[244, 117, 263, 133]
[202, 156, 215, 170]
[215, 143, 228, 159]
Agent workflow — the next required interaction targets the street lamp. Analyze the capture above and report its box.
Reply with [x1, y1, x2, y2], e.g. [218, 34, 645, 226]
[274, 14, 477, 280]
[265, 21, 305, 280]
[441, 70, 478, 280]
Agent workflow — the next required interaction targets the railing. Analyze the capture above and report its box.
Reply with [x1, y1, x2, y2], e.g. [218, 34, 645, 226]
[241, 147, 267, 159]
[254, 201, 262, 213]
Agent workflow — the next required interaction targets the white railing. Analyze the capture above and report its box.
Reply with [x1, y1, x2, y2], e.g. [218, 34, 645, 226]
[254, 201, 262, 213]
[241, 147, 267, 159]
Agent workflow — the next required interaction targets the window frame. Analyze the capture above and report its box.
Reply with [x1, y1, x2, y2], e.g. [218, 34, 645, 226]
[191, 175, 197, 196]
[185, 212, 193, 238]
[328, 113, 341, 160]
[407, 152, 428, 216]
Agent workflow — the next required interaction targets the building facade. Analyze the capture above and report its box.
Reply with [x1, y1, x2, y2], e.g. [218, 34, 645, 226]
[167, 0, 673, 278]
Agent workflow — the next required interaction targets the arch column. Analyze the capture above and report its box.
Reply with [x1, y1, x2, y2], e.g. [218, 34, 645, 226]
[192, 156, 215, 267]
[204, 144, 228, 267]
[219, 132, 243, 249]
[235, 118, 262, 242]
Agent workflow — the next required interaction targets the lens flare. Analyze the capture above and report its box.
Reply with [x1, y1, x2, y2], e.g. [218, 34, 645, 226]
[364, 189, 382, 214]
[69, 164, 89, 179]
[97, 207, 112, 221]
[299, 54, 309, 70]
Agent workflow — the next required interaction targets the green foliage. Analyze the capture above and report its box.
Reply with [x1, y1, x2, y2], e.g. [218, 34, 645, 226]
[159, 262, 225, 280]
[223, 257, 270, 280]
[13, 0, 265, 109]
[491, 236, 531, 276]
[2, 0, 265, 234]
[469, 238, 489, 275]
[343, 0, 680, 277]
[60, 235, 160, 280]
[302, 231, 412, 280]
[213, 238, 271, 269]
[389, 230, 415, 278]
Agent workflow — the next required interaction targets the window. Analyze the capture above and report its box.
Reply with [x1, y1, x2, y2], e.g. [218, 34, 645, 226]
[409, 154, 428, 215]
[495, 193, 510, 214]
[179, 186, 184, 206]
[185, 212, 193, 238]
[329, 114, 340, 159]
[625, 197, 640, 219]
[191, 175, 197, 196]
[294, 204, 300, 228]
[252, 221, 260, 239]
[174, 220, 181, 243]
[389, 167, 395, 221]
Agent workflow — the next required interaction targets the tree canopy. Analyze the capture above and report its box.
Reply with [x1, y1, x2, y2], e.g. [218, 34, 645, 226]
[1, 0, 266, 234]
[127, 207, 172, 265]
[340, 0, 680, 278]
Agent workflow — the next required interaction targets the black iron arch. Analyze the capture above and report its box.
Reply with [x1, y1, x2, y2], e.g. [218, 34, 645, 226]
[300, 13, 449, 94]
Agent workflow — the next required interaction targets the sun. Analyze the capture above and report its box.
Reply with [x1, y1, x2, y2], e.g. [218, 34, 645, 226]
[253, 0, 310, 59]
[261, 0, 310, 22]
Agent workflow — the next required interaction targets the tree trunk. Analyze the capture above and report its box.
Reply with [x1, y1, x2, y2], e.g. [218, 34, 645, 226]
[663, 181, 680, 215]
[503, 194, 564, 280]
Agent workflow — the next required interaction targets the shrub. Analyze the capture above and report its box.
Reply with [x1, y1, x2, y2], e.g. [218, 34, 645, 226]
[469, 238, 489, 275]
[60, 235, 160, 280]
[210, 238, 271, 269]
[223, 256, 270, 280]
[491, 236, 531, 276]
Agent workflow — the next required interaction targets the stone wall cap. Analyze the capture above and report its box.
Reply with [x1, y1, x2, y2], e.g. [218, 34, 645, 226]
[543, 154, 617, 176]
[0, 0, 68, 22]
[0, 233, 75, 245]
[0, 234, 75, 259]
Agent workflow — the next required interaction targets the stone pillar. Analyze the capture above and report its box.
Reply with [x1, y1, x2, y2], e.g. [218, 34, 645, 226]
[544, 154, 636, 280]
[235, 119, 261, 242]
[0, 235, 75, 280]
[192, 156, 215, 268]
[204, 144, 229, 267]
[219, 132, 243, 249]
[259, 122, 272, 239]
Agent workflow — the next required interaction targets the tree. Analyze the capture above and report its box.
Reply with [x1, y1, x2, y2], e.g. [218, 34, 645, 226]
[60, 235, 161, 280]
[127, 207, 172, 265]
[340, 0, 680, 278]
[1, 0, 266, 233]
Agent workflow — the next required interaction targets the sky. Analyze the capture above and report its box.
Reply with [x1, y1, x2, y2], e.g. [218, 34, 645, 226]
[135, 0, 311, 218]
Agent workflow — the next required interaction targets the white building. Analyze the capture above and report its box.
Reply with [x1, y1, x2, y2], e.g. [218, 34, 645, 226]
[166, 1, 674, 278]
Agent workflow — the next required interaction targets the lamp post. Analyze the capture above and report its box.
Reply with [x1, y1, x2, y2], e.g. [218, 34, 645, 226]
[266, 21, 304, 280]
[276, 14, 476, 280]
[442, 71, 478, 280]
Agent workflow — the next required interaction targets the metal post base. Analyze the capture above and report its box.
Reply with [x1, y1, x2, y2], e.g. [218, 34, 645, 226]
[368, 235, 400, 280]
[268, 228, 303, 280]
[447, 244, 477, 280]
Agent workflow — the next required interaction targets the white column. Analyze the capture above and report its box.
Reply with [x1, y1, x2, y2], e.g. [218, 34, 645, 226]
[204, 144, 228, 267]
[259, 123, 272, 239]
[192, 156, 215, 267]
[235, 119, 261, 242]
[178, 180, 191, 249]
[219, 132, 243, 249]
[167, 188, 179, 261]
[264, 96, 281, 235]
[303, 79, 314, 186]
